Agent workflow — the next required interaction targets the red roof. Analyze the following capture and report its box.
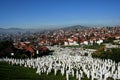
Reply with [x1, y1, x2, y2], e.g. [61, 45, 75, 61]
[80, 38, 86, 42]
[40, 46, 49, 51]
[26, 45, 35, 53]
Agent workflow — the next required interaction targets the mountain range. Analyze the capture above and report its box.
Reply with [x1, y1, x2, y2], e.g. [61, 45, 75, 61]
[0, 25, 88, 34]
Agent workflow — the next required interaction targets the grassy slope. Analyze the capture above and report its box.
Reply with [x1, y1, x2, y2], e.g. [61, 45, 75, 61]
[0, 62, 77, 80]
[0, 62, 116, 80]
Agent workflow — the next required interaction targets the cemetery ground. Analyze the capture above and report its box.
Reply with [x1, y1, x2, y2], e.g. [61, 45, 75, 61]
[0, 44, 120, 80]
[0, 61, 119, 80]
[0, 62, 91, 80]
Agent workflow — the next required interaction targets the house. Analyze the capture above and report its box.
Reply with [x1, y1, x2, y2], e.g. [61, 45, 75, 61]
[26, 45, 35, 56]
[64, 38, 79, 46]
[114, 40, 120, 44]
[96, 39, 103, 45]
[83, 41, 88, 45]
[64, 41, 69, 46]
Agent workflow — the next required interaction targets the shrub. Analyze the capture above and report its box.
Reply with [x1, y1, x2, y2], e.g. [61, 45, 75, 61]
[92, 48, 120, 63]
[84, 53, 88, 56]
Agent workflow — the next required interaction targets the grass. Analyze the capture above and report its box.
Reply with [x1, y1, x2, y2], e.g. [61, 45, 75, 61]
[92, 48, 120, 63]
[0, 62, 117, 80]
[82, 44, 104, 49]
[0, 62, 78, 80]
[62, 45, 80, 48]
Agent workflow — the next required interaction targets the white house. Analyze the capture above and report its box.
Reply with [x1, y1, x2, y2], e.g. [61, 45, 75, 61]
[64, 41, 69, 46]
[64, 38, 79, 46]
[83, 41, 89, 45]
[96, 39, 103, 45]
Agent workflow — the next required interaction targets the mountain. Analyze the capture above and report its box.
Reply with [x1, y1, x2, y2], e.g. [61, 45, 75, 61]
[7, 28, 23, 30]
[0, 25, 88, 34]
[0, 28, 25, 34]
[0, 28, 6, 30]
[60, 25, 88, 30]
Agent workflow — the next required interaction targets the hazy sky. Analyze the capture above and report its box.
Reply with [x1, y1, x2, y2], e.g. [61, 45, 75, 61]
[0, 0, 120, 28]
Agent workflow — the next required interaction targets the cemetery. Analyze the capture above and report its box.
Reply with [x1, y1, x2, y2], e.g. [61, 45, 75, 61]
[0, 46, 120, 80]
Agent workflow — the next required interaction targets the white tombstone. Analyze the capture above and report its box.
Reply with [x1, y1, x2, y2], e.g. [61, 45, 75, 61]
[66, 71, 69, 80]
[78, 74, 81, 80]
[76, 70, 79, 79]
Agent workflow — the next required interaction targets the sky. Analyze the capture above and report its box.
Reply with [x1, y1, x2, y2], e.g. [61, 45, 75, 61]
[0, 0, 120, 29]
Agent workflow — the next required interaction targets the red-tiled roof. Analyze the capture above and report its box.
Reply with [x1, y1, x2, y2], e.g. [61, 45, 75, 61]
[26, 45, 35, 53]
[40, 46, 48, 51]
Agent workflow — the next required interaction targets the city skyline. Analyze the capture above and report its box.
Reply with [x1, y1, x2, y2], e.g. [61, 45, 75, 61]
[0, 0, 120, 29]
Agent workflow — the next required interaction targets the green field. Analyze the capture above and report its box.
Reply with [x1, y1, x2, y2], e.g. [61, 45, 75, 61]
[0, 62, 78, 80]
[0, 62, 117, 80]
[83, 44, 104, 49]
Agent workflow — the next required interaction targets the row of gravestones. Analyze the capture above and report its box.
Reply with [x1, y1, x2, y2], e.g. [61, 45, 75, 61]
[0, 47, 120, 80]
